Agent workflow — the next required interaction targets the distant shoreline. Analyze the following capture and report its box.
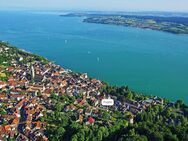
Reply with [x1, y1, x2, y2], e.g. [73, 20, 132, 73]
[61, 13, 188, 34]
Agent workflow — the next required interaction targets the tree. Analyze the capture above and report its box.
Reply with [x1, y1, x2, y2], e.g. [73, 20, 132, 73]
[70, 122, 80, 130]
[181, 134, 188, 141]
[96, 130, 103, 141]
[179, 115, 187, 125]
[71, 134, 78, 141]
[140, 135, 148, 141]
[164, 134, 179, 141]
[57, 127, 65, 137]
[0, 108, 7, 115]
[126, 91, 133, 100]
[164, 108, 172, 118]
[175, 100, 184, 108]
[123, 134, 147, 141]
[150, 132, 163, 141]
[55, 102, 63, 112]
[102, 111, 110, 120]
[76, 130, 85, 141]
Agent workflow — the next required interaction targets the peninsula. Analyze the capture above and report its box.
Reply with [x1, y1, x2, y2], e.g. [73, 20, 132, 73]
[83, 15, 188, 34]
[61, 13, 188, 34]
[0, 41, 188, 141]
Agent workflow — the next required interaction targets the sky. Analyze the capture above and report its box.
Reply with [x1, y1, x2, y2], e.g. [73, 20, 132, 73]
[0, 0, 188, 12]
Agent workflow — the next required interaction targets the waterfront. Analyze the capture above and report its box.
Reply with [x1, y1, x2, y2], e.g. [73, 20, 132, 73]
[0, 11, 188, 103]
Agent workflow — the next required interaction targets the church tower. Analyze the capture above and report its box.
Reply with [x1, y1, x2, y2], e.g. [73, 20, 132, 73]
[30, 65, 35, 81]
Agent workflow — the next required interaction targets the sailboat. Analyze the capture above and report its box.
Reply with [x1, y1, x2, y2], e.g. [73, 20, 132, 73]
[97, 57, 100, 61]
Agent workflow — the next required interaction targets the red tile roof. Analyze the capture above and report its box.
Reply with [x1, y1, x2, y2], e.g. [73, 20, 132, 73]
[88, 117, 95, 124]
[7, 67, 14, 72]
[0, 93, 6, 99]
[0, 81, 6, 85]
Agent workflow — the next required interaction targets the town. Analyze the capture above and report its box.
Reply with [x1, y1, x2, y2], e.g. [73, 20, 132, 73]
[0, 42, 187, 141]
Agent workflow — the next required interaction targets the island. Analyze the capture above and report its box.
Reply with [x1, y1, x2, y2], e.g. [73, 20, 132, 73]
[0, 41, 188, 141]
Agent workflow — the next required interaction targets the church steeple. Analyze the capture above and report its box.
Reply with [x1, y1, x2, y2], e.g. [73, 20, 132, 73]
[30, 65, 35, 81]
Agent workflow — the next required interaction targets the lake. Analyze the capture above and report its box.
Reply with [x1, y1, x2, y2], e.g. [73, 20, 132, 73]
[0, 11, 188, 103]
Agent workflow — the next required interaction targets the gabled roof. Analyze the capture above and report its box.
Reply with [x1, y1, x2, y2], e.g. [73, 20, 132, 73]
[11, 118, 19, 125]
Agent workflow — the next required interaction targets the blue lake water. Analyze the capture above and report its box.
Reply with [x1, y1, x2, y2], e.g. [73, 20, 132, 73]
[0, 11, 188, 103]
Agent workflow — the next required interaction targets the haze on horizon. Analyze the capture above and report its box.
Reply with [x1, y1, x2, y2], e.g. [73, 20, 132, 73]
[0, 0, 188, 12]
